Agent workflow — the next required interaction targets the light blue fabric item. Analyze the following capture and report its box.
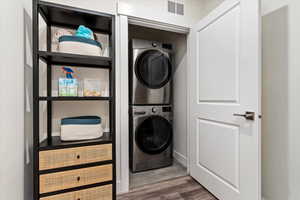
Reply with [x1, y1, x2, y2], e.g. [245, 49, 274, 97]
[75, 25, 93, 39]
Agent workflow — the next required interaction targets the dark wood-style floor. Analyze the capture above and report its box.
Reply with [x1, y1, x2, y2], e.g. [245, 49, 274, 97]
[117, 176, 218, 200]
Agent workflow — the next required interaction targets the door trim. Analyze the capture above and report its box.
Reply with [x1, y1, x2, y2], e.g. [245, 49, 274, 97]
[128, 16, 190, 34]
[117, 15, 130, 194]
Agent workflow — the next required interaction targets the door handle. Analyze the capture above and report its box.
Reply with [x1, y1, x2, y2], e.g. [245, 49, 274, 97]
[233, 111, 255, 121]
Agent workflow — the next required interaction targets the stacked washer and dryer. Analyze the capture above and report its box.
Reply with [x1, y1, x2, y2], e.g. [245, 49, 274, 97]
[129, 39, 173, 172]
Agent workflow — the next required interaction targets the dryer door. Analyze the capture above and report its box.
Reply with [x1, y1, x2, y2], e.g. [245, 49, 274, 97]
[135, 50, 172, 89]
[135, 116, 172, 155]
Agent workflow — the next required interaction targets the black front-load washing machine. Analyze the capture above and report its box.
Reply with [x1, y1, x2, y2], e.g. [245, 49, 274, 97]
[129, 105, 173, 172]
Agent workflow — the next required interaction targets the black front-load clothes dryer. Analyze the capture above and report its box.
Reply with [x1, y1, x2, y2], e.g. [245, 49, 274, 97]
[129, 39, 172, 105]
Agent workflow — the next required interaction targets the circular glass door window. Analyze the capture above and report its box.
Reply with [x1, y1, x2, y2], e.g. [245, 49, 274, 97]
[135, 50, 172, 89]
[136, 116, 172, 155]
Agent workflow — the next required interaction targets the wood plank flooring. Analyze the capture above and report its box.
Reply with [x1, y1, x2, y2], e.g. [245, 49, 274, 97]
[118, 176, 218, 200]
[130, 160, 187, 189]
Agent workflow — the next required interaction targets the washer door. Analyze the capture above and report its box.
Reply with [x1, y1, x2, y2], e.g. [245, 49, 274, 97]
[135, 50, 172, 89]
[135, 116, 172, 155]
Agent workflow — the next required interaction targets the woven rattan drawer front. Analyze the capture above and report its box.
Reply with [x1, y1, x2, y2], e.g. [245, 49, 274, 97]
[39, 144, 112, 170]
[40, 164, 112, 194]
[40, 184, 112, 200]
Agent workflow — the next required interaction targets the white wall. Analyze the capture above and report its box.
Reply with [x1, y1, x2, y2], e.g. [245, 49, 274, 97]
[262, 0, 300, 200]
[45, 0, 117, 15]
[287, 1, 300, 199]
[172, 34, 188, 166]
[0, 0, 32, 200]
[261, 0, 289, 16]
[201, 0, 225, 14]
[118, 0, 204, 28]
[262, 5, 289, 200]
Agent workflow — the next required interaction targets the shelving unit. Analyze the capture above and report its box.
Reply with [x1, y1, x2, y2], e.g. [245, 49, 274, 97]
[33, 1, 116, 199]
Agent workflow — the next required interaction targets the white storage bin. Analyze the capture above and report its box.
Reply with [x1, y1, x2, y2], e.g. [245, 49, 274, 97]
[58, 35, 102, 56]
[61, 124, 103, 141]
[60, 116, 103, 141]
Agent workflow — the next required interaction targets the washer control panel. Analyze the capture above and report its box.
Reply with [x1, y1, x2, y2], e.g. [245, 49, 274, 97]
[132, 106, 172, 117]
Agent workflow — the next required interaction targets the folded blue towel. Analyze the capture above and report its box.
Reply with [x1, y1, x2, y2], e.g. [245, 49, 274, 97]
[61, 116, 101, 125]
[75, 25, 93, 39]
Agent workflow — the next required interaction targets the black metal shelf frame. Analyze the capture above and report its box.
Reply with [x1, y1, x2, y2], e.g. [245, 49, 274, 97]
[39, 96, 112, 101]
[38, 51, 112, 68]
[33, 0, 116, 199]
[39, 135, 113, 151]
[39, 181, 114, 199]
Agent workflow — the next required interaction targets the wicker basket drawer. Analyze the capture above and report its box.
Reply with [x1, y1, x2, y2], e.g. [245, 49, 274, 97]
[40, 184, 112, 200]
[39, 144, 112, 170]
[40, 164, 112, 194]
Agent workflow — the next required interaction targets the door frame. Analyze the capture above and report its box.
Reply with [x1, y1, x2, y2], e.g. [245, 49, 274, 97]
[116, 14, 191, 194]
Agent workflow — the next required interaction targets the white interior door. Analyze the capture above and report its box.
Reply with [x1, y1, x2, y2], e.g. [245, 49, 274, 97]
[189, 0, 261, 200]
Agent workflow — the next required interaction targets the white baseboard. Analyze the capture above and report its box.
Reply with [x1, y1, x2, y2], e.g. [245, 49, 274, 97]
[117, 179, 129, 195]
[117, 180, 121, 194]
[173, 150, 187, 168]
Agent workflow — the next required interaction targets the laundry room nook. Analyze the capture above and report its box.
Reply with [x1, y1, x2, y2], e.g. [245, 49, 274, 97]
[127, 24, 189, 189]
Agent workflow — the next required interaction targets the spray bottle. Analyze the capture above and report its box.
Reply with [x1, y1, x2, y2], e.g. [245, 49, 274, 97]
[59, 67, 78, 96]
